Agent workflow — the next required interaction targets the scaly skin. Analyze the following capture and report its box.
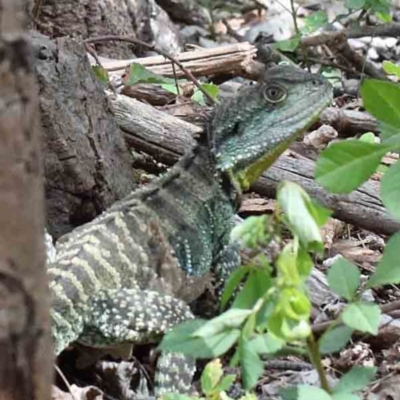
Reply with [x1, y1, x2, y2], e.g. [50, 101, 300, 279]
[49, 65, 332, 396]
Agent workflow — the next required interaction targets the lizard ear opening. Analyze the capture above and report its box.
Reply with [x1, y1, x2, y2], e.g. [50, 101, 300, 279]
[263, 84, 287, 104]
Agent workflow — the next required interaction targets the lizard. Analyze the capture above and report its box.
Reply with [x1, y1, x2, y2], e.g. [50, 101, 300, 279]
[48, 65, 333, 397]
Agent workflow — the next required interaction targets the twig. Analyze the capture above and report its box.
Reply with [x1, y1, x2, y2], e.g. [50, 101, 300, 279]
[302, 31, 387, 80]
[222, 18, 245, 42]
[346, 22, 400, 39]
[55, 365, 79, 400]
[312, 298, 400, 336]
[306, 56, 360, 75]
[307, 334, 331, 393]
[83, 35, 215, 104]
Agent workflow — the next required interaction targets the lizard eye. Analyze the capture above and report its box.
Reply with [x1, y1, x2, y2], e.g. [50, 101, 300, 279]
[263, 84, 287, 103]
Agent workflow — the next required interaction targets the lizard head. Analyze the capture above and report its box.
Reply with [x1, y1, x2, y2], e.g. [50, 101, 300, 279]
[209, 65, 333, 190]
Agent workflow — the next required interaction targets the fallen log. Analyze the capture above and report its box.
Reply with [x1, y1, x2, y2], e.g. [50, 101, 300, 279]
[110, 93, 400, 236]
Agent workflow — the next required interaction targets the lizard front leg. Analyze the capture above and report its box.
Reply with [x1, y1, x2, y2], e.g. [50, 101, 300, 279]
[80, 287, 196, 397]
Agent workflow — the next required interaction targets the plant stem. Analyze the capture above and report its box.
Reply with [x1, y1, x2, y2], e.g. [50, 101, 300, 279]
[307, 333, 331, 393]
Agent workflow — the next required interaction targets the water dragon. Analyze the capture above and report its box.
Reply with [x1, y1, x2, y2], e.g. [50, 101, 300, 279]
[48, 65, 332, 397]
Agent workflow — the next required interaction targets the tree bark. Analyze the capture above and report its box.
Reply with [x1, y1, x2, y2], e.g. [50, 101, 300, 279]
[0, 1, 52, 400]
[32, 33, 136, 239]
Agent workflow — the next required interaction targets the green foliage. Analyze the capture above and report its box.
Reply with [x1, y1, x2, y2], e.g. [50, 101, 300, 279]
[382, 61, 400, 79]
[345, 0, 365, 8]
[201, 359, 235, 397]
[277, 181, 329, 251]
[361, 79, 400, 141]
[239, 338, 264, 389]
[315, 140, 391, 193]
[301, 11, 328, 34]
[380, 161, 400, 218]
[327, 258, 360, 301]
[298, 385, 331, 400]
[345, 0, 391, 18]
[125, 64, 219, 105]
[333, 366, 376, 395]
[319, 325, 353, 355]
[366, 232, 400, 288]
[230, 215, 271, 249]
[358, 132, 376, 144]
[125, 63, 177, 86]
[161, 181, 324, 391]
[341, 302, 381, 335]
[272, 35, 301, 52]
[191, 83, 220, 105]
[92, 65, 109, 86]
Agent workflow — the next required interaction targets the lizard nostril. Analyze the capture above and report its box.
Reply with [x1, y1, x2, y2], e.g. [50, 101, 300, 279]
[312, 79, 321, 86]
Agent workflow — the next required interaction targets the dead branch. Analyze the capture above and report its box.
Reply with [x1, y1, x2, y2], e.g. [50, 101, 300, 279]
[88, 42, 260, 80]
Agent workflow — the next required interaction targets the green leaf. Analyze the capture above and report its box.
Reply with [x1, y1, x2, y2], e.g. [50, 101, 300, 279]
[333, 366, 376, 394]
[366, 0, 391, 15]
[315, 140, 390, 193]
[203, 329, 241, 357]
[332, 394, 361, 400]
[159, 319, 214, 358]
[125, 63, 181, 86]
[221, 266, 249, 309]
[239, 339, 264, 390]
[298, 385, 331, 400]
[249, 333, 284, 355]
[380, 161, 400, 219]
[214, 374, 236, 392]
[201, 359, 223, 394]
[361, 79, 400, 131]
[160, 83, 180, 95]
[92, 65, 109, 86]
[341, 302, 381, 335]
[194, 308, 252, 338]
[191, 84, 219, 105]
[230, 215, 270, 249]
[305, 198, 332, 228]
[297, 247, 314, 280]
[202, 83, 219, 100]
[232, 268, 272, 309]
[319, 325, 353, 354]
[191, 89, 206, 106]
[375, 11, 392, 22]
[379, 121, 400, 147]
[367, 232, 400, 288]
[272, 35, 301, 52]
[382, 61, 400, 79]
[345, 0, 366, 9]
[327, 258, 361, 300]
[279, 387, 299, 400]
[161, 394, 195, 400]
[301, 11, 328, 34]
[359, 132, 376, 144]
[277, 181, 324, 251]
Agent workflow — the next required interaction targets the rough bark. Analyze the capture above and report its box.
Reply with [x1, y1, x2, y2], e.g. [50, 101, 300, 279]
[32, 33, 135, 239]
[0, 1, 52, 399]
[34, 0, 181, 58]
[110, 93, 400, 236]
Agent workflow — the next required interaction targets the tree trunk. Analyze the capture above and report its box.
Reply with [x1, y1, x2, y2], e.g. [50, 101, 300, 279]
[0, 1, 52, 399]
